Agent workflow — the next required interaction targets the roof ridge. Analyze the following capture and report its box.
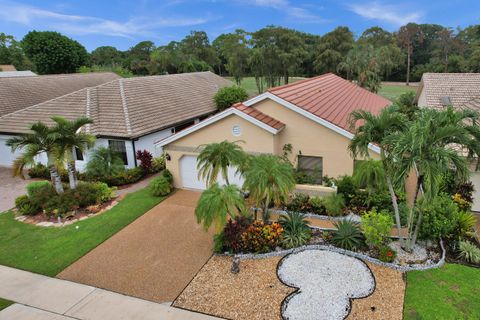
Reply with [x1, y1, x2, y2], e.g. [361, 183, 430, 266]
[267, 73, 333, 93]
[119, 79, 132, 135]
[118, 71, 216, 83]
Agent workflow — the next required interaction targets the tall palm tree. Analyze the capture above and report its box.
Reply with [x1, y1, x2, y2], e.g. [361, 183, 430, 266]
[6, 121, 64, 194]
[353, 159, 386, 194]
[349, 106, 408, 244]
[243, 154, 295, 221]
[388, 107, 480, 250]
[195, 183, 245, 234]
[52, 116, 95, 190]
[196, 140, 246, 187]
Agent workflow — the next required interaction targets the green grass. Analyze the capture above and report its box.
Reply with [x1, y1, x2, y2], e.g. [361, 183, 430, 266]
[225, 76, 305, 97]
[0, 298, 13, 311]
[0, 188, 165, 277]
[404, 263, 480, 319]
[378, 84, 417, 102]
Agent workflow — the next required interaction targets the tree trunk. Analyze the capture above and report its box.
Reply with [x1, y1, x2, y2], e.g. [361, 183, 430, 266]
[49, 165, 64, 194]
[387, 174, 404, 246]
[405, 175, 423, 251]
[406, 49, 411, 86]
[262, 194, 270, 222]
[67, 161, 77, 190]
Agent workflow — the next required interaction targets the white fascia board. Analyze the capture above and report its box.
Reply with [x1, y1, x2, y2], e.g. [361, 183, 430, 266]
[244, 92, 380, 154]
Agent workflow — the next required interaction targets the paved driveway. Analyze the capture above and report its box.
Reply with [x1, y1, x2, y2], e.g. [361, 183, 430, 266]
[0, 166, 31, 213]
[58, 190, 214, 303]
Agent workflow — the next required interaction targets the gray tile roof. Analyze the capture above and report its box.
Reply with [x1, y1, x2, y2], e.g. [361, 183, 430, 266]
[0, 72, 121, 117]
[0, 71, 231, 139]
[418, 73, 480, 109]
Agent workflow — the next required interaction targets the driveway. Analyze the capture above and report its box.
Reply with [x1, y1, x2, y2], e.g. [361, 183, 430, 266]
[58, 190, 214, 303]
[0, 166, 31, 213]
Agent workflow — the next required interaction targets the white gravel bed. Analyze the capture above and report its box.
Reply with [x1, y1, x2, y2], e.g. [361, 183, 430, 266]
[389, 241, 429, 264]
[278, 250, 375, 320]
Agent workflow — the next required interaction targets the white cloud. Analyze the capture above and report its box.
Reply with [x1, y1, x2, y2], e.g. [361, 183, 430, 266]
[247, 0, 326, 23]
[349, 1, 422, 26]
[0, 1, 210, 38]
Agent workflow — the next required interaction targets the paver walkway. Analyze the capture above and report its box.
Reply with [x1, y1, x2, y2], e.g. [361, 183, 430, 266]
[0, 167, 33, 213]
[0, 265, 217, 319]
[58, 190, 214, 303]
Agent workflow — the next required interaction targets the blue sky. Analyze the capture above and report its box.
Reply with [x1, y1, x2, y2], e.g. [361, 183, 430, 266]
[0, 0, 479, 51]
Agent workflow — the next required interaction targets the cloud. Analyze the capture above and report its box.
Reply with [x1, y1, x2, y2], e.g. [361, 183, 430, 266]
[349, 1, 422, 26]
[0, 1, 210, 38]
[247, 0, 326, 23]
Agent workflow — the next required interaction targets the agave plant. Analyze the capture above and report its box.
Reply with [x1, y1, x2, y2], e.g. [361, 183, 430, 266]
[279, 211, 312, 249]
[458, 241, 480, 264]
[332, 220, 364, 251]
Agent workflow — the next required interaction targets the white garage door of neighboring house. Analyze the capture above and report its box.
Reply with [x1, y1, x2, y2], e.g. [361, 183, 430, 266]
[471, 172, 480, 212]
[179, 155, 245, 190]
[0, 137, 19, 167]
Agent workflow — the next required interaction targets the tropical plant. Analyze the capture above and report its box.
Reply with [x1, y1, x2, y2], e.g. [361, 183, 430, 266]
[243, 154, 295, 221]
[335, 175, 357, 205]
[85, 147, 125, 178]
[136, 149, 153, 173]
[378, 245, 397, 263]
[149, 176, 172, 197]
[195, 183, 245, 233]
[458, 241, 480, 264]
[361, 209, 393, 248]
[279, 211, 312, 248]
[353, 159, 386, 193]
[309, 196, 326, 214]
[286, 193, 311, 213]
[196, 140, 246, 187]
[51, 116, 95, 190]
[332, 219, 364, 251]
[240, 221, 284, 253]
[324, 193, 346, 216]
[222, 215, 252, 253]
[26, 180, 51, 197]
[152, 156, 166, 172]
[454, 211, 477, 239]
[6, 121, 65, 194]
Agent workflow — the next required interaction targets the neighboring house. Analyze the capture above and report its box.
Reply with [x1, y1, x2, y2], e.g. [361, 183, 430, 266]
[0, 71, 231, 170]
[156, 73, 390, 190]
[0, 64, 16, 71]
[416, 72, 480, 211]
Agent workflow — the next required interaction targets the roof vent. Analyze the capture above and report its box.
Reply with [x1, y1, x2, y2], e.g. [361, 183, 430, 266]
[441, 96, 452, 106]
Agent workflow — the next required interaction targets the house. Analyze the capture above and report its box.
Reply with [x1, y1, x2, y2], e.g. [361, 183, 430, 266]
[156, 73, 391, 190]
[0, 71, 231, 170]
[0, 70, 37, 78]
[416, 72, 480, 211]
[0, 64, 17, 71]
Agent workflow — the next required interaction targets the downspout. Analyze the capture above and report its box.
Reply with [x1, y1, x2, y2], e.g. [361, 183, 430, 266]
[132, 139, 137, 167]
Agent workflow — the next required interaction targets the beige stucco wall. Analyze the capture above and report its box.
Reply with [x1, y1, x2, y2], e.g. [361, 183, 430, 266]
[164, 114, 275, 188]
[254, 98, 380, 178]
[417, 86, 427, 107]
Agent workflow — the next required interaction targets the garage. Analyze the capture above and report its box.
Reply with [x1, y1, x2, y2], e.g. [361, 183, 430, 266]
[0, 136, 20, 167]
[179, 155, 244, 190]
[470, 171, 480, 212]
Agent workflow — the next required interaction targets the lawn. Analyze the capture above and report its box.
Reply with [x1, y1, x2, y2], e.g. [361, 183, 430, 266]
[378, 84, 417, 102]
[404, 263, 480, 319]
[0, 298, 12, 311]
[0, 187, 165, 277]
[225, 76, 305, 97]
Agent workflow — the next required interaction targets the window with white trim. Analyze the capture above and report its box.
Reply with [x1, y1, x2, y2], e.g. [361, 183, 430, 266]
[297, 155, 323, 184]
[108, 140, 128, 165]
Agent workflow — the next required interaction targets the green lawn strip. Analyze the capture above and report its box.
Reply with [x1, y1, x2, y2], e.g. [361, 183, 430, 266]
[0, 298, 13, 311]
[378, 85, 417, 101]
[404, 263, 480, 320]
[0, 187, 165, 277]
[224, 76, 305, 97]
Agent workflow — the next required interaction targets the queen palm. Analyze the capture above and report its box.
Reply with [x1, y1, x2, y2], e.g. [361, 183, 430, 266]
[196, 140, 246, 186]
[353, 159, 386, 194]
[349, 106, 407, 244]
[195, 183, 245, 234]
[52, 116, 95, 190]
[243, 154, 295, 221]
[6, 121, 64, 194]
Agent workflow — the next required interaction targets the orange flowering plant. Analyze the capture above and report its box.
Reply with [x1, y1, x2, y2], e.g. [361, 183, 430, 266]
[241, 221, 284, 253]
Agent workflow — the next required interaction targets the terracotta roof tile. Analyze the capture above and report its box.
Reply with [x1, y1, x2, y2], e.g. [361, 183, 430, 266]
[233, 102, 285, 130]
[268, 73, 391, 132]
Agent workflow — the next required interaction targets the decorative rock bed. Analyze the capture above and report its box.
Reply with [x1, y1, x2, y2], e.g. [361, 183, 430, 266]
[278, 249, 375, 320]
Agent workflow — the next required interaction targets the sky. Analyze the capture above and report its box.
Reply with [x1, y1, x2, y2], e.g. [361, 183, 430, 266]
[0, 0, 479, 52]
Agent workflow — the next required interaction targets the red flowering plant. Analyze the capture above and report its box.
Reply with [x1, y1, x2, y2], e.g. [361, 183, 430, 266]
[378, 245, 397, 263]
[136, 150, 153, 173]
[241, 221, 284, 253]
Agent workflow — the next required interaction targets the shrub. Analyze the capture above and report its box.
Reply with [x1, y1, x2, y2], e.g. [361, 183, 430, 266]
[309, 196, 326, 215]
[294, 170, 316, 185]
[29, 183, 57, 210]
[452, 193, 471, 211]
[241, 221, 283, 253]
[44, 192, 79, 217]
[15, 195, 30, 208]
[336, 175, 357, 205]
[458, 241, 480, 264]
[213, 233, 226, 253]
[454, 211, 477, 239]
[136, 149, 153, 173]
[15, 195, 39, 215]
[286, 193, 311, 213]
[419, 194, 459, 240]
[149, 176, 172, 197]
[152, 156, 166, 173]
[86, 147, 125, 178]
[27, 163, 50, 179]
[366, 191, 392, 212]
[332, 220, 364, 251]
[361, 209, 393, 249]
[348, 189, 369, 214]
[222, 215, 252, 253]
[324, 193, 346, 216]
[73, 182, 116, 207]
[26, 181, 51, 197]
[100, 167, 144, 186]
[213, 86, 248, 111]
[455, 181, 474, 204]
[379, 245, 397, 263]
[162, 169, 173, 184]
[279, 212, 311, 249]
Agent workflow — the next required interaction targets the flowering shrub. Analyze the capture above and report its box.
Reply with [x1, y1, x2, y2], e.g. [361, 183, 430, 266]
[136, 149, 153, 173]
[222, 216, 252, 253]
[241, 221, 284, 253]
[452, 193, 471, 211]
[379, 245, 396, 263]
[361, 209, 393, 249]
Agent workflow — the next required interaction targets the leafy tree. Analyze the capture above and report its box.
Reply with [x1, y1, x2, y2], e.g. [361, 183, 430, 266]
[52, 117, 95, 189]
[213, 30, 250, 84]
[6, 122, 64, 194]
[396, 91, 418, 120]
[181, 31, 218, 70]
[0, 33, 31, 70]
[22, 31, 88, 74]
[315, 26, 354, 74]
[243, 154, 295, 221]
[90, 46, 124, 66]
[195, 183, 245, 233]
[125, 41, 155, 75]
[197, 140, 247, 187]
[213, 86, 248, 111]
[337, 44, 381, 92]
[396, 23, 424, 85]
[358, 27, 394, 48]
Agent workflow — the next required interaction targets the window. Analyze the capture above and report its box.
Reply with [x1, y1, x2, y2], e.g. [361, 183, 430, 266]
[108, 140, 128, 165]
[74, 147, 84, 161]
[297, 155, 323, 184]
[171, 121, 195, 134]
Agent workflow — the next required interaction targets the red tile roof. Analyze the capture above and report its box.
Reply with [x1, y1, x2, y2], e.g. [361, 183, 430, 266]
[268, 73, 391, 132]
[233, 102, 285, 130]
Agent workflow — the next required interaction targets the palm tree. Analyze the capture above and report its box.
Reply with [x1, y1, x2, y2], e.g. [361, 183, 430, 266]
[52, 116, 95, 190]
[388, 107, 480, 250]
[6, 121, 64, 194]
[353, 159, 386, 194]
[85, 147, 125, 177]
[243, 154, 295, 221]
[349, 106, 407, 244]
[195, 183, 245, 234]
[196, 140, 246, 187]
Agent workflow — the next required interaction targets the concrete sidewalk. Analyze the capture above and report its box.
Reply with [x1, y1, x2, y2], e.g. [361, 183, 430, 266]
[0, 265, 219, 320]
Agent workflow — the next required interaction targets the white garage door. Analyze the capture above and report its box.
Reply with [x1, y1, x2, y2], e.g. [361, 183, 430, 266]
[0, 137, 20, 167]
[179, 155, 244, 190]
[471, 172, 480, 212]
